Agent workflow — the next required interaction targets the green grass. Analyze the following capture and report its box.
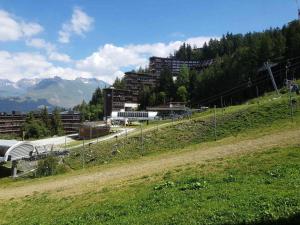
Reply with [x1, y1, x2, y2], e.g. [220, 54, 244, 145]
[65, 94, 300, 170]
[0, 133, 21, 140]
[1, 91, 300, 224]
[1, 145, 299, 225]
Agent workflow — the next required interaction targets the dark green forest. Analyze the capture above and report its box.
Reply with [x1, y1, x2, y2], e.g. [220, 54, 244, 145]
[19, 107, 64, 139]
[140, 20, 300, 108]
[74, 87, 104, 121]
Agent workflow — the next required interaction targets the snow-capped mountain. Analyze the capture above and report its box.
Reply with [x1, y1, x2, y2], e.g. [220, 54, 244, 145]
[0, 79, 25, 97]
[16, 78, 41, 90]
[0, 79, 14, 87]
[0, 77, 110, 112]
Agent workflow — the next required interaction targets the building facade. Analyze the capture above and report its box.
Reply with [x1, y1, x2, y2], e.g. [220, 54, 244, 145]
[103, 72, 160, 119]
[149, 56, 213, 76]
[0, 112, 26, 136]
[103, 88, 138, 119]
[0, 111, 81, 136]
[124, 72, 159, 97]
[111, 111, 158, 122]
[60, 111, 81, 134]
[103, 56, 214, 119]
[79, 122, 110, 139]
[146, 102, 189, 118]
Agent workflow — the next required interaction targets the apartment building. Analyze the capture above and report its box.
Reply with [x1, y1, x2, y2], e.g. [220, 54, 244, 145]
[0, 112, 26, 136]
[149, 56, 213, 75]
[123, 72, 159, 96]
[0, 111, 81, 136]
[103, 88, 138, 119]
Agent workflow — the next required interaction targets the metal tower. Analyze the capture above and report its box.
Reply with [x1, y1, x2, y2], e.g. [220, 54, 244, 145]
[296, 0, 300, 20]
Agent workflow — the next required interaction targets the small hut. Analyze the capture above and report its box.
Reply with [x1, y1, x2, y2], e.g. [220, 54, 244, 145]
[79, 122, 110, 140]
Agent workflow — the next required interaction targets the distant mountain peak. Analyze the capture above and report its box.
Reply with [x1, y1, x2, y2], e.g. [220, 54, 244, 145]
[16, 78, 40, 89]
[0, 76, 110, 111]
[0, 79, 14, 86]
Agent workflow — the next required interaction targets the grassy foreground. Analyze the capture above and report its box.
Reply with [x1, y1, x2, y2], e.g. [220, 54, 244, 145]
[1, 145, 299, 225]
[0, 92, 300, 225]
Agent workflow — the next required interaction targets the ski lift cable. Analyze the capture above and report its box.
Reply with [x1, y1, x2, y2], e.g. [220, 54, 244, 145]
[199, 64, 300, 105]
[197, 57, 300, 104]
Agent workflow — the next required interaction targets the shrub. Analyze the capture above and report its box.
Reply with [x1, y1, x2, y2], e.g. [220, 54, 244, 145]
[154, 181, 175, 190]
[36, 156, 67, 177]
[23, 119, 50, 139]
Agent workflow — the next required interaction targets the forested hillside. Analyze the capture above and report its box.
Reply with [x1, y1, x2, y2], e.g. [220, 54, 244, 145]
[139, 20, 300, 108]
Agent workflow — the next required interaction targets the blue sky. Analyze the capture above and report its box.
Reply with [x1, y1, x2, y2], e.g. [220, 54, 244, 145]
[0, 0, 298, 83]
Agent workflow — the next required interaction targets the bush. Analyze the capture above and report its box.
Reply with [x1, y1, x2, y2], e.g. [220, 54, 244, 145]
[36, 156, 67, 177]
[23, 119, 50, 139]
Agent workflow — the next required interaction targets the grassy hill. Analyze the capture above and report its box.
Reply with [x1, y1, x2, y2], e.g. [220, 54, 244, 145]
[0, 90, 299, 225]
[66, 92, 300, 169]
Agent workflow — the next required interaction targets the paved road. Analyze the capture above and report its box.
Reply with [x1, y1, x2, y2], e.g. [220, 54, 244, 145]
[68, 128, 136, 149]
[31, 134, 77, 146]
[31, 128, 136, 148]
[30, 118, 182, 148]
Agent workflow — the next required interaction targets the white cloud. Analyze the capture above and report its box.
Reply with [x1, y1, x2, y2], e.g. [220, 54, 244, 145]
[76, 44, 147, 75]
[26, 38, 71, 63]
[0, 51, 52, 81]
[26, 38, 55, 52]
[0, 51, 87, 81]
[48, 52, 71, 63]
[21, 22, 43, 37]
[0, 10, 43, 41]
[76, 36, 218, 83]
[0, 9, 218, 84]
[185, 36, 217, 47]
[58, 7, 94, 43]
[0, 36, 218, 83]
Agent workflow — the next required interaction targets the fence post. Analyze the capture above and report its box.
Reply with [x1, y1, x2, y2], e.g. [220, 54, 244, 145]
[140, 123, 143, 151]
[82, 139, 85, 168]
[289, 86, 294, 122]
[214, 105, 217, 141]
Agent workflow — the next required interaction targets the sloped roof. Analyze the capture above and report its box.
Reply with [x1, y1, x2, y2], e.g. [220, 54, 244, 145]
[0, 140, 35, 162]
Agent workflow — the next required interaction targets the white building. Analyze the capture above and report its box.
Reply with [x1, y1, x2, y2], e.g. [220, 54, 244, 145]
[110, 111, 158, 122]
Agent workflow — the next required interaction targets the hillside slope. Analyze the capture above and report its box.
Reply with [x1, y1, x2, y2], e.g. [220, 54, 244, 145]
[0, 128, 299, 200]
[0, 92, 299, 225]
[66, 93, 300, 169]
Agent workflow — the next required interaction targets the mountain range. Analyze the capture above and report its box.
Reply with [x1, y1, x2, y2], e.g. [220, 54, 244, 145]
[0, 77, 110, 112]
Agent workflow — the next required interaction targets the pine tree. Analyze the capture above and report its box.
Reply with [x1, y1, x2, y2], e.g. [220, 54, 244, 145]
[51, 108, 64, 136]
[113, 77, 125, 89]
[89, 87, 103, 105]
[159, 67, 175, 100]
[157, 92, 166, 105]
[139, 86, 151, 110]
[23, 112, 49, 139]
[40, 106, 51, 129]
[176, 86, 188, 102]
[177, 65, 190, 88]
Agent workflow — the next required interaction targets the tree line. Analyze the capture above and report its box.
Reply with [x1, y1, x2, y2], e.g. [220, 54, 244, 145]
[73, 87, 104, 121]
[22, 107, 64, 139]
[138, 20, 300, 108]
[22, 86, 106, 139]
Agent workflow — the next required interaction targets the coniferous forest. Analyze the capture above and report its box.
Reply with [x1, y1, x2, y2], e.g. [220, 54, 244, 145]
[138, 20, 300, 108]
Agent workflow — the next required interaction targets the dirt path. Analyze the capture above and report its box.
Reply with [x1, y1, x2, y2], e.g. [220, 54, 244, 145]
[1, 129, 299, 200]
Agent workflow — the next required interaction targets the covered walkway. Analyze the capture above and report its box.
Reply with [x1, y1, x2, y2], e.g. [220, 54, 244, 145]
[0, 140, 36, 177]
